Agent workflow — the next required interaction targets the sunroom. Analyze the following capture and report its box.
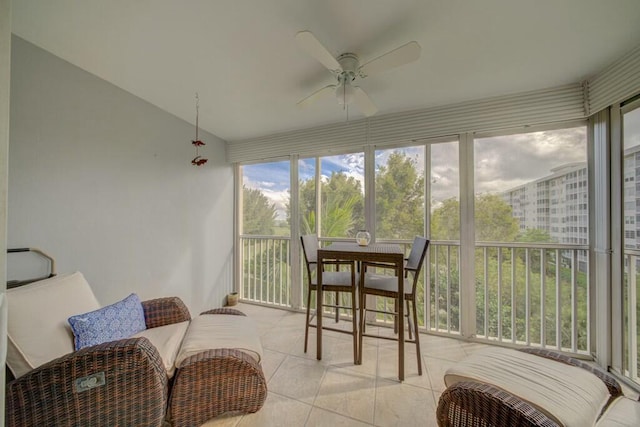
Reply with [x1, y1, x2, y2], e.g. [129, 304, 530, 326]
[3, 1, 640, 426]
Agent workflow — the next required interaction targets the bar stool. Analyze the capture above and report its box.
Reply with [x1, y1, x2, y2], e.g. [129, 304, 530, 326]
[301, 234, 359, 364]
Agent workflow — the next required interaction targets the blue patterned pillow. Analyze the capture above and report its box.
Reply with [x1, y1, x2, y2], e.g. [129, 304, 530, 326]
[68, 293, 147, 350]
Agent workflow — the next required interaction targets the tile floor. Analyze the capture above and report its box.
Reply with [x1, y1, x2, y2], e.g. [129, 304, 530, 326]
[202, 303, 639, 427]
[201, 303, 487, 427]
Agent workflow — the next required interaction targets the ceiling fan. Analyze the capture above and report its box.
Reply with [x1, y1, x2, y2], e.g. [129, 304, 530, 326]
[295, 30, 421, 117]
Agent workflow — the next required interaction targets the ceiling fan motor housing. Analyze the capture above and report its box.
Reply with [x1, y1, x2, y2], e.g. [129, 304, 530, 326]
[337, 53, 359, 82]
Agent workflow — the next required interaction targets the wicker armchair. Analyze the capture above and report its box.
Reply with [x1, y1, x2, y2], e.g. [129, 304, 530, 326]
[6, 272, 267, 427]
[6, 295, 190, 427]
[436, 347, 637, 427]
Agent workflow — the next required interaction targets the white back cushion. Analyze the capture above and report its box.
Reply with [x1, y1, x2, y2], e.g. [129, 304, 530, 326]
[6, 272, 101, 378]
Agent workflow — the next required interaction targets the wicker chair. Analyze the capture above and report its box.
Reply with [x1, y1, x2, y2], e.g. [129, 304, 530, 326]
[6, 294, 190, 427]
[5, 272, 267, 427]
[436, 347, 639, 427]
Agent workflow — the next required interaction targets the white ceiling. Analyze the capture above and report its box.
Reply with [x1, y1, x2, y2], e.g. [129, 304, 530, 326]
[11, 0, 640, 142]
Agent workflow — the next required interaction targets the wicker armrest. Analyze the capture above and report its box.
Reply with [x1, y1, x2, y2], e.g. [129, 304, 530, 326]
[201, 307, 247, 316]
[437, 381, 559, 427]
[6, 337, 168, 427]
[518, 348, 623, 398]
[168, 348, 267, 427]
[142, 296, 191, 328]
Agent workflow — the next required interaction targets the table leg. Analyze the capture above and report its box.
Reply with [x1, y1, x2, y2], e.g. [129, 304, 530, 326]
[398, 263, 404, 381]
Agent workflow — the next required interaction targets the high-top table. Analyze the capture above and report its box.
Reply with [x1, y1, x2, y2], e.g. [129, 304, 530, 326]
[317, 242, 406, 381]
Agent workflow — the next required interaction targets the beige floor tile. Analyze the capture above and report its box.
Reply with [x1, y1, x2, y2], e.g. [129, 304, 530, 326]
[313, 367, 376, 424]
[268, 355, 327, 404]
[374, 379, 437, 427]
[433, 390, 443, 411]
[236, 304, 287, 335]
[424, 356, 458, 393]
[200, 413, 242, 427]
[460, 341, 491, 356]
[306, 407, 373, 427]
[261, 349, 287, 383]
[261, 327, 306, 354]
[236, 392, 313, 427]
[376, 346, 431, 389]
[209, 305, 476, 426]
[421, 335, 467, 361]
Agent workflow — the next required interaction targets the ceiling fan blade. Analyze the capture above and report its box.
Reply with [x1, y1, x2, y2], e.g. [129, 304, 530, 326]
[297, 84, 337, 108]
[353, 87, 378, 116]
[359, 41, 421, 77]
[295, 31, 342, 71]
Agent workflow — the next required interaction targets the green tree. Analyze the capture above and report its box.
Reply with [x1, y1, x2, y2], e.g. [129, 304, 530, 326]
[431, 194, 520, 242]
[242, 185, 277, 235]
[475, 194, 520, 242]
[431, 198, 460, 240]
[375, 152, 425, 239]
[295, 171, 364, 237]
[517, 228, 554, 243]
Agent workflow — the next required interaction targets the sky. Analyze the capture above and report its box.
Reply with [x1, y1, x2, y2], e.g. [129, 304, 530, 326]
[242, 120, 640, 219]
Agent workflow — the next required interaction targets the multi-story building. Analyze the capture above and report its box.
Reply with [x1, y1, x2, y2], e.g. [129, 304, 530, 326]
[502, 162, 588, 245]
[623, 145, 640, 250]
[503, 145, 640, 272]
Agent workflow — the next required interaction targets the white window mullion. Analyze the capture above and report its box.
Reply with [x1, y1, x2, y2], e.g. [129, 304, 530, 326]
[610, 104, 623, 374]
[591, 109, 612, 370]
[234, 164, 243, 296]
[424, 144, 431, 330]
[365, 145, 376, 241]
[290, 155, 301, 309]
[459, 133, 476, 338]
[315, 157, 322, 238]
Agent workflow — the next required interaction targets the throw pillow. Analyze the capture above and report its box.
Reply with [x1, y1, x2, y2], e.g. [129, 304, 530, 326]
[68, 293, 147, 350]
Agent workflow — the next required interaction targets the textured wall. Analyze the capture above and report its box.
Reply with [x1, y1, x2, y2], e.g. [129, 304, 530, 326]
[8, 36, 234, 314]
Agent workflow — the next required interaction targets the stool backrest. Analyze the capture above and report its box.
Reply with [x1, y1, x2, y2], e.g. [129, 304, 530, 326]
[300, 234, 319, 276]
[406, 236, 430, 278]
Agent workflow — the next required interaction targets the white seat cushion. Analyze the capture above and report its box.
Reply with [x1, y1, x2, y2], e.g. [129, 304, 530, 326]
[596, 396, 640, 427]
[175, 314, 263, 368]
[6, 272, 101, 378]
[132, 320, 190, 378]
[444, 347, 611, 427]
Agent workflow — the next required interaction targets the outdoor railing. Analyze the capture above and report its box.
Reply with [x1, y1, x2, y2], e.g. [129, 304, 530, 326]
[240, 235, 291, 307]
[239, 235, 590, 355]
[474, 242, 590, 354]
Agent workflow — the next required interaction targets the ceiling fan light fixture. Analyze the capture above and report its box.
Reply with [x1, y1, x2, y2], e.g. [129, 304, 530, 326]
[336, 81, 356, 105]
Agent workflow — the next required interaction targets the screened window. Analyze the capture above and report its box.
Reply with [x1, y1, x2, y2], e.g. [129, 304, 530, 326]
[374, 146, 425, 240]
[622, 102, 640, 383]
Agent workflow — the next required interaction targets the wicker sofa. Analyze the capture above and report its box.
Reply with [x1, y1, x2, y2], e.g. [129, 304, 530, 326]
[437, 347, 639, 427]
[5, 272, 267, 427]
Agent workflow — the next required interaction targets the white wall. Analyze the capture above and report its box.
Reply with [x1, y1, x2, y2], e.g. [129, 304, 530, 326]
[8, 36, 234, 314]
[1, 0, 11, 421]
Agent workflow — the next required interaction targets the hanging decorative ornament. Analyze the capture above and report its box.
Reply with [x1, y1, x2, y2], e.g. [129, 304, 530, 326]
[191, 92, 208, 166]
